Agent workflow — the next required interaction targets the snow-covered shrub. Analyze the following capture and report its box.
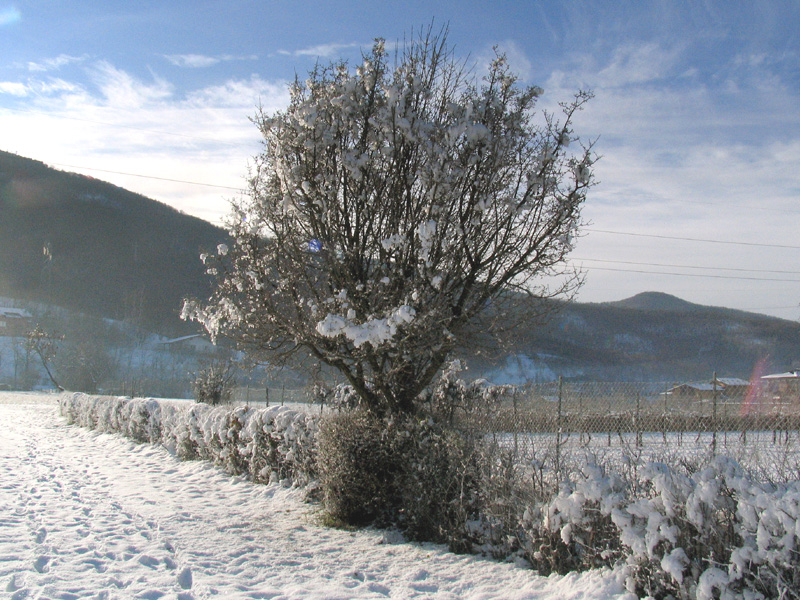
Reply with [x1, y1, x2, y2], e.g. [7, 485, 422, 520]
[317, 410, 398, 526]
[191, 360, 235, 405]
[317, 409, 483, 549]
[507, 454, 800, 599]
[308, 382, 362, 411]
[59, 393, 318, 487]
[240, 404, 318, 486]
[396, 419, 483, 550]
[531, 462, 627, 574]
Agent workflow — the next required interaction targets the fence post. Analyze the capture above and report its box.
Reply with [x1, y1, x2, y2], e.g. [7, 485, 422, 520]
[513, 388, 519, 456]
[712, 372, 718, 455]
[636, 391, 642, 448]
[556, 376, 563, 477]
[662, 382, 668, 444]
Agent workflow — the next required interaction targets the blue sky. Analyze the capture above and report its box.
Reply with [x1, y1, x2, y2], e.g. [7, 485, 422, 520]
[1, 0, 799, 319]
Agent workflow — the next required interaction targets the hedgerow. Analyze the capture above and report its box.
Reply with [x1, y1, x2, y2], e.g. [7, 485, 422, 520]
[60, 392, 800, 599]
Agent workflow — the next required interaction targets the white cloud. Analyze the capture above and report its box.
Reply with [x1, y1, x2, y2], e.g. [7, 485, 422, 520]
[164, 54, 258, 68]
[88, 61, 173, 108]
[0, 60, 291, 224]
[185, 75, 289, 110]
[0, 81, 28, 96]
[165, 54, 220, 68]
[27, 54, 88, 72]
[280, 42, 361, 58]
[476, 40, 534, 82]
[596, 42, 684, 87]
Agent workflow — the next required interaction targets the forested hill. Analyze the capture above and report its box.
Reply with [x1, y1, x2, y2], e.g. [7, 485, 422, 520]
[473, 292, 800, 382]
[0, 151, 228, 334]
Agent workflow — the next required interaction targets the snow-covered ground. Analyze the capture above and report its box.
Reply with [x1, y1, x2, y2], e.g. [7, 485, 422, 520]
[1, 392, 629, 600]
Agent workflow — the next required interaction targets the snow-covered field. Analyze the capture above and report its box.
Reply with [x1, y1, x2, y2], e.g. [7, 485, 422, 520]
[1, 392, 630, 600]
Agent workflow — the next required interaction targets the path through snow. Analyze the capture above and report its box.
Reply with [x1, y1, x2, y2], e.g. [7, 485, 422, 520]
[0, 392, 629, 599]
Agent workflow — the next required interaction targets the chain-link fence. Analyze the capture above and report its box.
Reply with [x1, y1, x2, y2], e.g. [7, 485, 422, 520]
[233, 376, 800, 479]
[464, 378, 800, 480]
[232, 386, 311, 407]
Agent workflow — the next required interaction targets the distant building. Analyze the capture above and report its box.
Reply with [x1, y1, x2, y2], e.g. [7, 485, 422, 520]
[760, 370, 800, 404]
[711, 377, 751, 397]
[0, 307, 32, 337]
[665, 382, 717, 401]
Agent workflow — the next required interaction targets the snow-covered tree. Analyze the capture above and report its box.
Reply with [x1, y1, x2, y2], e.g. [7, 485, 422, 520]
[185, 31, 595, 416]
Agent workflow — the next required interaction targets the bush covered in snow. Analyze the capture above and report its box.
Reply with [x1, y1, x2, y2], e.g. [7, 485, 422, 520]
[191, 360, 236, 405]
[486, 454, 800, 599]
[59, 393, 317, 486]
[317, 409, 482, 549]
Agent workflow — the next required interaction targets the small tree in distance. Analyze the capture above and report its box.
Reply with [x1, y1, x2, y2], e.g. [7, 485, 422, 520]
[185, 28, 595, 416]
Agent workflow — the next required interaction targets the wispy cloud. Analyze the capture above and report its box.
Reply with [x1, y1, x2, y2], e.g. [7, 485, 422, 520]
[0, 6, 21, 27]
[596, 42, 684, 87]
[164, 54, 258, 69]
[27, 54, 88, 72]
[476, 40, 534, 82]
[537, 37, 800, 311]
[0, 60, 290, 223]
[88, 61, 173, 108]
[0, 81, 28, 96]
[279, 42, 362, 58]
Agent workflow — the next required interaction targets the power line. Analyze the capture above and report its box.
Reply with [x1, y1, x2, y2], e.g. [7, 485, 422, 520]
[585, 228, 800, 250]
[51, 163, 242, 191]
[639, 195, 800, 216]
[579, 265, 800, 282]
[572, 257, 800, 276]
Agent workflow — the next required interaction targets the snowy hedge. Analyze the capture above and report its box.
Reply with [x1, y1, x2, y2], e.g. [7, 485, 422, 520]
[59, 392, 800, 599]
[505, 456, 800, 599]
[59, 393, 318, 486]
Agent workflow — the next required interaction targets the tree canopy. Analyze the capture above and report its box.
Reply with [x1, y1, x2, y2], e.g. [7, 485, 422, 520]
[185, 31, 595, 415]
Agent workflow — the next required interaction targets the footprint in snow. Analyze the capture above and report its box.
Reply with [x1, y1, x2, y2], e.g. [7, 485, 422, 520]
[6, 574, 25, 592]
[34, 528, 47, 544]
[137, 554, 160, 568]
[177, 567, 193, 590]
[33, 555, 50, 573]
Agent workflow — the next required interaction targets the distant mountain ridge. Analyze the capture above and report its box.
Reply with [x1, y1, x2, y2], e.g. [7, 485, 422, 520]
[1, 151, 798, 380]
[474, 292, 800, 383]
[0, 150, 229, 334]
[604, 291, 704, 312]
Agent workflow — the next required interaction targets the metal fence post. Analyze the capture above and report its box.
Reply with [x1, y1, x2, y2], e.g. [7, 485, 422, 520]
[712, 372, 718, 455]
[513, 388, 519, 456]
[663, 382, 668, 444]
[638, 392, 644, 447]
[556, 376, 563, 477]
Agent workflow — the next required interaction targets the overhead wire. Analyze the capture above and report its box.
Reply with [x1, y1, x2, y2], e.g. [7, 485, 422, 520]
[571, 257, 800, 276]
[50, 163, 243, 191]
[574, 265, 800, 283]
[585, 228, 800, 250]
